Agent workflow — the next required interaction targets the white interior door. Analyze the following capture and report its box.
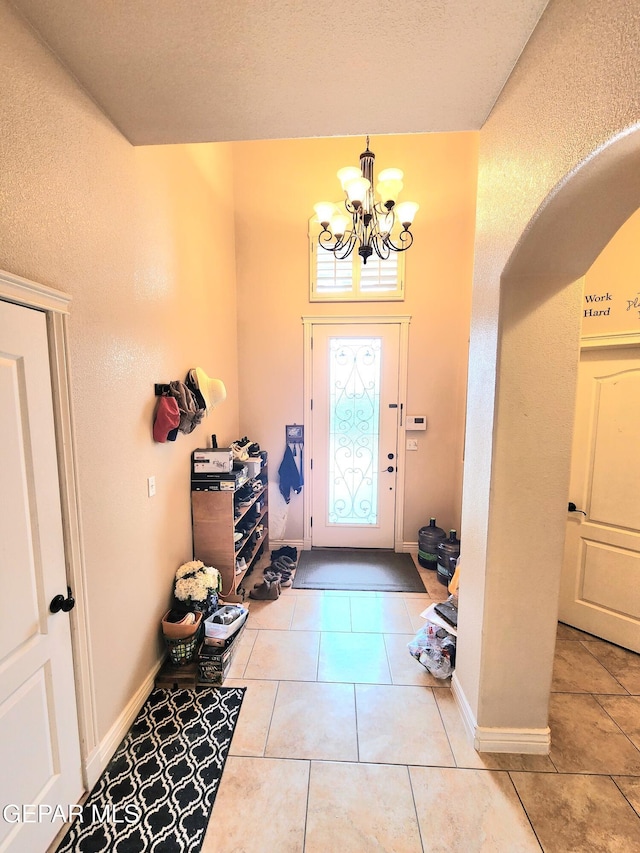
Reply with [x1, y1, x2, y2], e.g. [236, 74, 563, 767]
[559, 345, 640, 652]
[0, 300, 83, 852]
[311, 323, 400, 548]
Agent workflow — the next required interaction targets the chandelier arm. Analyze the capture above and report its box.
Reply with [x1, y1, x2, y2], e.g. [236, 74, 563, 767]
[383, 228, 415, 253]
[371, 233, 391, 260]
[333, 231, 357, 260]
[318, 228, 357, 261]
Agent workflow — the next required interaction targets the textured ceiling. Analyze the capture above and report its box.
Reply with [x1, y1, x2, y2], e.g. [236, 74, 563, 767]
[10, 0, 550, 146]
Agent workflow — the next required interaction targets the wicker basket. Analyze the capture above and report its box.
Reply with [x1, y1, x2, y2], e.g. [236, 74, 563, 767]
[164, 631, 200, 666]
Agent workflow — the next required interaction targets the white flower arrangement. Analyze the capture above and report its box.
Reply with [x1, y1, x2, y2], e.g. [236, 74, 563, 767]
[174, 560, 222, 603]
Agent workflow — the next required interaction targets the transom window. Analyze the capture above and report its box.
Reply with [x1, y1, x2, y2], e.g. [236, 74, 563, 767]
[309, 215, 405, 302]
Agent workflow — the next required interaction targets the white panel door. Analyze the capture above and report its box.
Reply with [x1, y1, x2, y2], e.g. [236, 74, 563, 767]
[559, 346, 640, 651]
[0, 300, 83, 852]
[311, 324, 400, 548]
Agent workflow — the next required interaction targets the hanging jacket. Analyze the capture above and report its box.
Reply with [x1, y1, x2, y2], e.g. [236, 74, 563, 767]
[278, 444, 303, 503]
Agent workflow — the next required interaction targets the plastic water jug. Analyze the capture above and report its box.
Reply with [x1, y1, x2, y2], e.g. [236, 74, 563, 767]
[417, 518, 446, 569]
[437, 530, 460, 586]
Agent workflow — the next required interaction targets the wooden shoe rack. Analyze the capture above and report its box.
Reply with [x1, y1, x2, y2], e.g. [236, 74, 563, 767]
[191, 455, 269, 601]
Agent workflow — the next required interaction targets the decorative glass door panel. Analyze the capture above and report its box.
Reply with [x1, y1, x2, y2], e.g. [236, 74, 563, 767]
[328, 337, 381, 525]
[311, 323, 400, 548]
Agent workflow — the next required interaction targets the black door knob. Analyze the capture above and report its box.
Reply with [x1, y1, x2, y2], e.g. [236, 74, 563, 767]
[50, 587, 75, 614]
[568, 502, 587, 516]
[386, 466, 395, 473]
[387, 453, 395, 460]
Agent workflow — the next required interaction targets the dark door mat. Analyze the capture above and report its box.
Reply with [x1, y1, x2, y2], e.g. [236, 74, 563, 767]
[293, 548, 426, 592]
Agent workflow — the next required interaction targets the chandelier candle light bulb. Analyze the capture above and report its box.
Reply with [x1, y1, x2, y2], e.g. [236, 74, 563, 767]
[314, 137, 418, 263]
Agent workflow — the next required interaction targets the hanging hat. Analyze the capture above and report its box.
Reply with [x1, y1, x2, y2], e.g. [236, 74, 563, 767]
[153, 396, 180, 442]
[194, 367, 227, 413]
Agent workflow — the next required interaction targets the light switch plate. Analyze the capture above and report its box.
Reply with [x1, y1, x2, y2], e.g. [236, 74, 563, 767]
[406, 439, 418, 451]
[147, 476, 156, 497]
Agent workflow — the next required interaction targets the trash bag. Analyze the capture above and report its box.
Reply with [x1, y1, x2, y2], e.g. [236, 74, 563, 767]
[407, 621, 456, 679]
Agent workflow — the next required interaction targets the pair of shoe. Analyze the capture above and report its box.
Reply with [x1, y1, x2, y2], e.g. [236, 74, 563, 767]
[249, 576, 280, 600]
[235, 557, 247, 575]
[266, 555, 296, 588]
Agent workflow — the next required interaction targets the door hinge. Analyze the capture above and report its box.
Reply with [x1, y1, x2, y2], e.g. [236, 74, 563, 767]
[310, 516, 313, 527]
[310, 399, 313, 410]
[310, 458, 313, 470]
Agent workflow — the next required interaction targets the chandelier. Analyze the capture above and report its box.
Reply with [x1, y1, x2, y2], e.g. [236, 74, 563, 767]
[314, 137, 419, 265]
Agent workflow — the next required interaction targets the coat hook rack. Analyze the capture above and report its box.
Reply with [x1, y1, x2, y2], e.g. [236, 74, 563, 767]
[154, 383, 171, 396]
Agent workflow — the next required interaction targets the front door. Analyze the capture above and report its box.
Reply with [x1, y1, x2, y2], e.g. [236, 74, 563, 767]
[311, 323, 400, 548]
[0, 300, 83, 852]
[559, 345, 640, 652]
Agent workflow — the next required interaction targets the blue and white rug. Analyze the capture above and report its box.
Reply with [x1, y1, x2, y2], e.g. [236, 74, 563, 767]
[57, 687, 245, 852]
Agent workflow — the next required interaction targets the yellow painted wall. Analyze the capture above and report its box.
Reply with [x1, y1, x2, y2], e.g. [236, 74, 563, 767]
[0, 2, 239, 741]
[582, 207, 640, 336]
[231, 133, 478, 544]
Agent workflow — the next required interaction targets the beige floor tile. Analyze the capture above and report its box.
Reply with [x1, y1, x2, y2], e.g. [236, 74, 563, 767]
[410, 766, 541, 852]
[226, 628, 258, 678]
[556, 621, 597, 641]
[225, 678, 278, 757]
[290, 595, 352, 631]
[244, 629, 320, 681]
[317, 631, 391, 684]
[202, 756, 309, 853]
[323, 589, 378, 597]
[433, 691, 557, 772]
[549, 693, 640, 774]
[581, 639, 640, 694]
[416, 569, 450, 600]
[403, 596, 437, 632]
[356, 684, 455, 766]
[384, 633, 450, 687]
[244, 595, 296, 630]
[265, 681, 358, 761]
[350, 596, 414, 633]
[281, 586, 323, 596]
[305, 761, 423, 853]
[552, 639, 627, 693]
[614, 776, 640, 817]
[595, 694, 640, 750]
[511, 772, 640, 853]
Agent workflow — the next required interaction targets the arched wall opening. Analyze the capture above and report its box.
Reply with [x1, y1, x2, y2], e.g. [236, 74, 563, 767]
[454, 124, 640, 752]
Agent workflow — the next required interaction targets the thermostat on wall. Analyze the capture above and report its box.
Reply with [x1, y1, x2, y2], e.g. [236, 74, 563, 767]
[406, 415, 427, 431]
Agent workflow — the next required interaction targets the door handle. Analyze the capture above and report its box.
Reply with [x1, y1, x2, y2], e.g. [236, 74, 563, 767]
[50, 586, 75, 614]
[385, 466, 395, 473]
[568, 502, 587, 516]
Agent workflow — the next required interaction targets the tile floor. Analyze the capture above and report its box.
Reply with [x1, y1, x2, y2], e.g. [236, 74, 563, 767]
[202, 558, 640, 853]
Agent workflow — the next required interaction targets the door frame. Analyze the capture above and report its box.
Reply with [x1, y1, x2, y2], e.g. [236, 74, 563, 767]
[0, 268, 98, 790]
[302, 315, 411, 552]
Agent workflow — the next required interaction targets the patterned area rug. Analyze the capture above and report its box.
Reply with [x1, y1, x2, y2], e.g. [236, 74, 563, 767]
[56, 687, 244, 853]
[293, 548, 426, 592]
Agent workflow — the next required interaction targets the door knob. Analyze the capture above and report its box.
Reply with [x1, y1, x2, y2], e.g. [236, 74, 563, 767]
[386, 466, 395, 473]
[387, 453, 395, 460]
[568, 502, 587, 516]
[50, 586, 75, 614]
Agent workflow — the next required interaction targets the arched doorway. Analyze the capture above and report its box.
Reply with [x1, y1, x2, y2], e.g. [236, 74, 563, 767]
[454, 125, 640, 753]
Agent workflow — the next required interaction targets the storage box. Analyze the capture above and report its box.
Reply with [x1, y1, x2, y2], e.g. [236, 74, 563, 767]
[197, 622, 246, 684]
[191, 467, 248, 491]
[192, 448, 233, 474]
[244, 458, 262, 477]
[204, 605, 248, 642]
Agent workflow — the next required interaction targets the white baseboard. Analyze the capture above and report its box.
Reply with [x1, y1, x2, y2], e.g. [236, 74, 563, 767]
[451, 673, 550, 755]
[400, 541, 418, 554]
[269, 539, 305, 551]
[84, 656, 164, 788]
